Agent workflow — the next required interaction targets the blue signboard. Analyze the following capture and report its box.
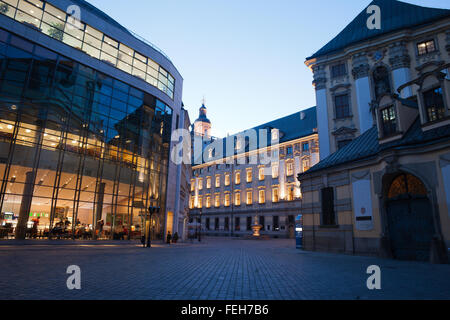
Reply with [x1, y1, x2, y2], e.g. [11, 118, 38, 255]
[295, 214, 303, 249]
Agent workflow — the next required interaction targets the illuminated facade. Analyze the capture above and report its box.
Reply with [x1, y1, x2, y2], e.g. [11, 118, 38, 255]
[0, 0, 185, 240]
[189, 107, 319, 238]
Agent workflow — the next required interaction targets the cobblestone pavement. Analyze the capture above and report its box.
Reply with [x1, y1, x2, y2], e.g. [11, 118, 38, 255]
[0, 237, 449, 300]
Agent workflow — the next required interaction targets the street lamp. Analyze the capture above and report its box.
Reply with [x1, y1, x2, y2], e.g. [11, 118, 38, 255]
[198, 208, 202, 242]
[146, 197, 160, 248]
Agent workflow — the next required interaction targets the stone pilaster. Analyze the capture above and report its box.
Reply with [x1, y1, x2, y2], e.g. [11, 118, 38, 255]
[388, 41, 411, 70]
[352, 53, 370, 80]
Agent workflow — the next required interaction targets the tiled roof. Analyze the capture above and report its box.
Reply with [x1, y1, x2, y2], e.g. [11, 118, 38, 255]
[301, 118, 450, 175]
[307, 0, 450, 60]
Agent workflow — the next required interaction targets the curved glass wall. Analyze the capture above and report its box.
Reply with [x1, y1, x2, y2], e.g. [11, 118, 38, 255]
[0, 0, 175, 99]
[0, 28, 173, 240]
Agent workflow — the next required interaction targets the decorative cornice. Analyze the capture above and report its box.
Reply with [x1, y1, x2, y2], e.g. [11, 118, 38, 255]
[351, 170, 370, 182]
[330, 83, 351, 92]
[352, 53, 370, 79]
[331, 126, 357, 136]
[388, 41, 411, 70]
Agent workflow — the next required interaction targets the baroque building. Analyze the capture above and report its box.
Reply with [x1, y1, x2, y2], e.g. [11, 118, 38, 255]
[189, 106, 319, 238]
[299, 0, 450, 263]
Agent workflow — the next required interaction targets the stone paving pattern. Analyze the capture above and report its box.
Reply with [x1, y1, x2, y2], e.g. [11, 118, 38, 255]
[0, 238, 449, 300]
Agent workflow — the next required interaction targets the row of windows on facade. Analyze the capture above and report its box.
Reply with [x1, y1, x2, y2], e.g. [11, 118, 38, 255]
[191, 160, 310, 191]
[189, 186, 298, 209]
[197, 215, 291, 232]
[195, 142, 311, 175]
[329, 39, 438, 79]
[0, 0, 175, 98]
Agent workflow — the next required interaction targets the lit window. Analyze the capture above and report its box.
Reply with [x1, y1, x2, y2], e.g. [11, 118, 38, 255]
[215, 195, 220, 208]
[225, 174, 230, 186]
[302, 159, 310, 172]
[206, 177, 211, 189]
[197, 196, 202, 209]
[272, 165, 279, 178]
[206, 197, 211, 208]
[286, 162, 294, 176]
[190, 179, 195, 192]
[259, 189, 266, 204]
[259, 167, 265, 181]
[189, 196, 194, 209]
[287, 187, 294, 201]
[417, 40, 436, 56]
[198, 178, 203, 190]
[225, 194, 230, 207]
[235, 172, 241, 184]
[246, 191, 253, 205]
[272, 188, 279, 203]
[381, 105, 397, 136]
[235, 192, 241, 206]
[423, 87, 446, 122]
[246, 169, 252, 183]
[215, 175, 220, 188]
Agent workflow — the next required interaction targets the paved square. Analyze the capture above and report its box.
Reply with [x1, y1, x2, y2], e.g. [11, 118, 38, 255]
[0, 238, 449, 300]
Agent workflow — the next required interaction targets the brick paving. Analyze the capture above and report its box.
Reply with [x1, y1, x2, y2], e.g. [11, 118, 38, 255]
[0, 237, 449, 300]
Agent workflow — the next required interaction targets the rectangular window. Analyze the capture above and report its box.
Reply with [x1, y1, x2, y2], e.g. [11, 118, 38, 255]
[246, 169, 252, 183]
[206, 218, 210, 231]
[321, 187, 336, 226]
[417, 40, 436, 56]
[224, 194, 230, 207]
[235, 172, 241, 184]
[381, 105, 397, 136]
[272, 165, 279, 178]
[335, 94, 350, 119]
[246, 191, 253, 205]
[190, 179, 195, 192]
[423, 87, 446, 122]
[235, 192, 241, 206]
[206, 177, 211, 189]
[273, 216, 279, 231]
[259, 189, 266, 204]
[235, 217, 240, 231]
[302, 142, 310, 152]
[215, 195, 220, 208]
[215, 218, 219, 230]
[198, 178, 203, 190]
[225, 173, 230, 186]
[197, 196, 202, 209]
[286, 146, 293, 155]
[286, 162, 294, 176]
[206, 196, 211, 208]
[224, 217, 229, 231]
[302, 159, 311, 172]
[259, 167, 265, 180]
[215, 175, 220, 188]
[247, 217, 252, 231]
[331, 63, 346, 78]
[272, 187, 279, 203]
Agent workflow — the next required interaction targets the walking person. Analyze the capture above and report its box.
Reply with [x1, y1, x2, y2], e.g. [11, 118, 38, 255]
[166, 231, 172, 245]
[172, 232, 179, 244]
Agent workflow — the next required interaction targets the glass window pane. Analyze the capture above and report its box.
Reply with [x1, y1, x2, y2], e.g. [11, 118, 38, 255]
[83, 33, 101, 47]
[85, 25, 103, 40]
[62, 33, 82, 49]
[1, 0, 17, 19]
[82, 43, 100, 59]
[102, 42, 118, 58]
[103, 35, 118, 48]
[117, 60, 132, 73]
[100, 51, 116, 65]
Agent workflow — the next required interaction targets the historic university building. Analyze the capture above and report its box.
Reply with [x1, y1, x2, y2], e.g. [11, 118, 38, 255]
[299, 0, 450, 262]
[189, 104, 319, 238]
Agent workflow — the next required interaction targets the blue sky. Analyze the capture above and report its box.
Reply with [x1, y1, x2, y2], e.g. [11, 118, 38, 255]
[87, 0, 450, 138]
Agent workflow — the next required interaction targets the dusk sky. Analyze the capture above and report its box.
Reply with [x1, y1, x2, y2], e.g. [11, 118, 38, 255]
[87, 0, 450, 138]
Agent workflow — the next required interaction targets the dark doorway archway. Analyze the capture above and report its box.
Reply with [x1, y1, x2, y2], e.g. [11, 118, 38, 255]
[385, 173, 435, 261]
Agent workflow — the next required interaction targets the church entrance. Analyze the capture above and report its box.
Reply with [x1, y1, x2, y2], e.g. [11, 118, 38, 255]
[385, 173, 435, 261]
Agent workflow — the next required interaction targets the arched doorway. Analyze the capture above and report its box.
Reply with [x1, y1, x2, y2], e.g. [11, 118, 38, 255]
[385, 173, 435, 261]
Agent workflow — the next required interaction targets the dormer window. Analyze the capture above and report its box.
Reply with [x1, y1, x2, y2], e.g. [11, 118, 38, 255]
[417, 40, 436, 56]
[381, 105, 397, 136]
[423, 87, 445, 122]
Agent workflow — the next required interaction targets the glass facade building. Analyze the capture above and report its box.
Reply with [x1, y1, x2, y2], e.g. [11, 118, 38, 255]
[0, 0, 183, 240]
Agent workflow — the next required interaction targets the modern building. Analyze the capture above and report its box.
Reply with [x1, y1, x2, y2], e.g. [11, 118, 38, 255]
[189, 105, 319, 238]
[299, 0, 450, 263]
[0, 0, 186, 241]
